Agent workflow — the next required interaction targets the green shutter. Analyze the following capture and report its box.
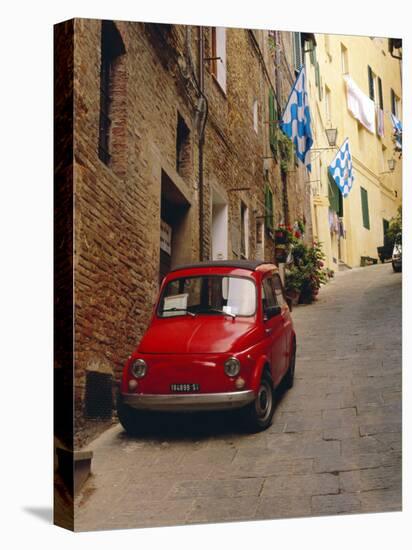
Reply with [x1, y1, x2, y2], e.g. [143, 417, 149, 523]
[315, 62, 320, 87]
[293, 32, 303, 72]
[361, 187, 370, 230]
[309, 45, 317, 65]
[368, 66, 375, 100]
[269, 90, 278, 156]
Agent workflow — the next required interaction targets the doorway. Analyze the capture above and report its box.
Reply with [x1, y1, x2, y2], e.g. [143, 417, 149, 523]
[211, 188, 228, 261]
[159, 170, 191, 284]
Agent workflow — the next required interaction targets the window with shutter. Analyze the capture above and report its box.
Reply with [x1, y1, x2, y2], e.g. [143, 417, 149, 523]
[98, 21, 126, 172]
[211, 27, 227, 93]
[378, 77, 383, 109]
[390, 89, 397, 116]
[309, 45, 317, 65]
[368, 66, 375, 101]
[360, 187, 370, 230]
[292, 32, 303, 73]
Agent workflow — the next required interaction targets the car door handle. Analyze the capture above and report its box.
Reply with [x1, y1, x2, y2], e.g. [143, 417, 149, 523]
[265, 328, 273, 335]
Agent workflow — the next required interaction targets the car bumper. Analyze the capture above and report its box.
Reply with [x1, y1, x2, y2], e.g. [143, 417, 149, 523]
[122, 390, 255, 412]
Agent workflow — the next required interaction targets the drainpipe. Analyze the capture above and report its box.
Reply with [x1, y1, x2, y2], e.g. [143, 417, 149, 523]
[275, 31, 289, 226]
[198, 26, 205, 261]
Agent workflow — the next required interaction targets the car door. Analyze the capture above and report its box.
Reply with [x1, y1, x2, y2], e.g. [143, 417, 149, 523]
[271, 274, 292, 381]
[262, 275, 285, 384]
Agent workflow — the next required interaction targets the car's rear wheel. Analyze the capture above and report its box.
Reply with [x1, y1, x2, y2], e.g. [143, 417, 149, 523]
[283, 341, 296, 389]
[242, 371, 275, 432]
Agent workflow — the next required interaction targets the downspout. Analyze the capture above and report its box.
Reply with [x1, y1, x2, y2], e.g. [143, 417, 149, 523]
[275, 31, 289, 225]
[198, 26, 206, 261]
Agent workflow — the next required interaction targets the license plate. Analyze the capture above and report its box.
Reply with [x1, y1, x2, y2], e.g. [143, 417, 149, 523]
[170, 383, 200, 393]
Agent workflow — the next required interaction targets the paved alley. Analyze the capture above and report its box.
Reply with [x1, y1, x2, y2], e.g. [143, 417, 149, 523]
[75, 263, 402, 531]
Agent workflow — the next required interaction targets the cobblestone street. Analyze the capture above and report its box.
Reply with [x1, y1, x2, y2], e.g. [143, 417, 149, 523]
[75, 263, 401, 531]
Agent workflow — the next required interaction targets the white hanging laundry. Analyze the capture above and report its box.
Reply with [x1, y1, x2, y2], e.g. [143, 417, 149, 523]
[344, 75, 376, 134]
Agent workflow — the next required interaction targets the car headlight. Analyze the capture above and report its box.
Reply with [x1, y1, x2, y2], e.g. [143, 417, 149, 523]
[131, 358, 148, 378]
[224, 357, 240, 377]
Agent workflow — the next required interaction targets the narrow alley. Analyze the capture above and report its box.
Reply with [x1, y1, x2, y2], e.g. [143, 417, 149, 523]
[74, 263, 401, 530]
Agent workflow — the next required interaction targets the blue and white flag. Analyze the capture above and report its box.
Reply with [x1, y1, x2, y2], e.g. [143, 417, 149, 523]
[390, 113, 402, 151]
[280, 67, 313, 172]
[328, 138, 354, 198]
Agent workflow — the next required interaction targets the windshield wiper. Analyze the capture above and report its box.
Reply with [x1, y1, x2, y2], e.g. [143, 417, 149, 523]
[163, 307, 196, 317]
[203, 307, 236, 319]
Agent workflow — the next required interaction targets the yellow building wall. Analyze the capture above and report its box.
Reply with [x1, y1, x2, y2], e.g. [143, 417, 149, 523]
[307, 34, 402, 269]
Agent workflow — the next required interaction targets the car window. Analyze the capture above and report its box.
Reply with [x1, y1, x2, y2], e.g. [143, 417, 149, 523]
[158, 276, 256, 317]
[272, 275, 286, 307]
[262, 277, 277, 311]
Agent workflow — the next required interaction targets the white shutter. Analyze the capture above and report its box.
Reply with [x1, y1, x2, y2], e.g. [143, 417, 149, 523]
[216, 27, 227, 92]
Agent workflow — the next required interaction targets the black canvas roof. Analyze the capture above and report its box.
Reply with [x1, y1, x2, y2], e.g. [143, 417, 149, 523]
[169, 260, 274, 273]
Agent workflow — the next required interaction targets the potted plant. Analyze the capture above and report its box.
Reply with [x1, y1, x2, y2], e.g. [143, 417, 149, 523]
[285, 267, 304, 305]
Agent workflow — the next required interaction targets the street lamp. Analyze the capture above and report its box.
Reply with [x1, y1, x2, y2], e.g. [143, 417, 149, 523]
[310, 128, 338, 152]
[325, 127, 338, 147]
[387, 158, 396, 171]
[380, 158, 396, 175]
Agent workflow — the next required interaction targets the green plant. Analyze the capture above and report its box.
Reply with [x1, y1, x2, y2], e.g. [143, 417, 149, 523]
[286, 240, 329, 304]
[285, 267, 305, 293]
[386, 205, 402, 245]
[276, 224, 301, 246]
[296, 219, 305, 234]
[277, 132, 293, 173]
[268, 34, 276, 53]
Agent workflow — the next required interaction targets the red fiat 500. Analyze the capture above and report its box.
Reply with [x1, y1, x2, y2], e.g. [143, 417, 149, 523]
[117, 260, 296, 433]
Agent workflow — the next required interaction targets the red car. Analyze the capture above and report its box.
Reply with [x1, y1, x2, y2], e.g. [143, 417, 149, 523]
[117, 260, 296, 433]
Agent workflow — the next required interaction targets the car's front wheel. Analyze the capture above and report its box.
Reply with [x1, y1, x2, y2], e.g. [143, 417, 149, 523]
[117, 392, 149, 435]
[242, 371, 275, 432]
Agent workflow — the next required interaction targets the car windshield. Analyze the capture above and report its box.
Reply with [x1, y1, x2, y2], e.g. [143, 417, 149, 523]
[158, 275, 256, 318]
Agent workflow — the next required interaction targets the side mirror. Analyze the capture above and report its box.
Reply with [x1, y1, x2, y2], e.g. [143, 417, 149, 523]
[286, 297, 293, 312]
[264, 305, 282, 320]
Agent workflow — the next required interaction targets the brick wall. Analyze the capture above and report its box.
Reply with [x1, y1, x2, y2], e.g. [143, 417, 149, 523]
[62, 20, 312, 446]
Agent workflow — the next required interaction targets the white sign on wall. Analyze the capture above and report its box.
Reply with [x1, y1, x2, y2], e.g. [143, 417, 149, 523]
[160, 220, 172, 255]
